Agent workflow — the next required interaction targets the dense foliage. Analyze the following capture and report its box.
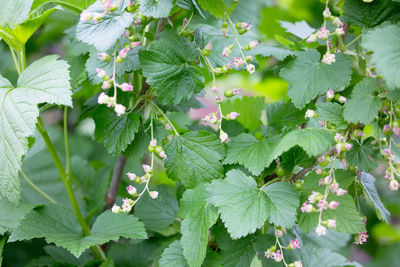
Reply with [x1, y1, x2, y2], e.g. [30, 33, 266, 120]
[1, 0, 400, 266]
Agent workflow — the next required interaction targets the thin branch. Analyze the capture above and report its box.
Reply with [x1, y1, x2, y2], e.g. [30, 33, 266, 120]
[106, 154, 127, 209]
[20, 170, 56, 204]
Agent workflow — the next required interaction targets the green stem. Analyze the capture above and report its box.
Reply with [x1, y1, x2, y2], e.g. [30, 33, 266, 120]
[260, 177, 281, 191]
[64, 107, 71, 178]
[9, 48, 21, 75]
[36, 117, 106, 260]
[20, 170, 56, 204]
[20, 47, 26, 71]
[179, 12, 194, 35]
[344, 35, 361, 50]
[154, 105, 180, 136]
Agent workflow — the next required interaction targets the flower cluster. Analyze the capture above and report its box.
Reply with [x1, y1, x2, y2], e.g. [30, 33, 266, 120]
[264, 228, 302, 266]
[354, 231, 369, 245]
[202, 87, 241, 143]
[80, 0, 119, 24]
[148, 139, 167, 160]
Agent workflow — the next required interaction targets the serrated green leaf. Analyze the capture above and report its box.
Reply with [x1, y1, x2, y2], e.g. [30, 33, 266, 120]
[86, 40, 142, 84]
[223, 134, 280, 176]
[159, 240, 189, 267]
[196, 0, 235, 19]
[92, 106, 140, 155]
[31, 0, 96, 11]
[266, 101, 306, 130]
[280, 50, 352, 109]
[301, 243, 362, 267]
[343, 78, 381, 124]
[76, 0, 133, 51]
[10, 206, 147, 257]
[0, 55, 72, 203]
[362, 23, 400, 89]
[360, 172, 390, 223]
[316, 102, 347, 130]
[221, 96, 265, 131]
[206, 169, 269, 239]
[263, 182, 300, 228]
[224, 129, 333, 176]
[280, 146, 315, 173]
[342, 0, 400, 28]
[346, 138, 377, 172]
[179, 184, 219, 267]
[135, 185, 178, 231]
[44, 245, 93, 266]
[0, 0, 33, 27]
[164, 130, 225, 188]
[0, 199, 33, 235]
[279, 20, 315, 39]
[246, 44, 294, 61]
[139, 0, 173, 18]
[202, 250, 222, 267]
[140, 30, 204, 105]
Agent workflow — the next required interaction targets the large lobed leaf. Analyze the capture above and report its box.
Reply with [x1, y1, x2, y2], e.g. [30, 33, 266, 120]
[139, 30, 205, 105]
[139, 0, 173, 18]
[164, 130, 225, 188]
[0, 55, 72, 203]
[196, 0, 236, 19]
[9, 205, 147, 257]
[280, 50, 352, 109]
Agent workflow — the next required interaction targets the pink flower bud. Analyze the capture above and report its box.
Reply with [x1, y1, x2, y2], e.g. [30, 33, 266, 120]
[150, 139, 157, 147]
[142, 164, 152, 173]
[344, 143, 353, 151]
[134, 19, 141, 25]
[329, 201, 339, 210]
[227, 112, 240, 120]
[394, 127, 400, 138]
[215, 96, 223, 103]
[389, 179, 399, 191]
[111, 204, 122, 214]
[159, 151, 167, 160]
[274, 229, 283, 237]
[335, 143, 342, 154]
[317, 200, 328, 211]
[321, 52, 336, 65]
[203, 113, 218, 124]
[121, 198, 134, 212]
[149, 191, 159, 199]
[354, 231, 369, 245]
[324, 175, 332, 185]
[80, 11, 92, 22]
[118, 47, 130, 59]
[97, 92, 109, 104]
[219, 130, 229, 143]
[130, 41, 142, 48]
[114, 104, 126, 116]
[97, 52, 110, 61]
[127, 172, 137, 181]
[120, 82, 133, 92]
[211, 86, 219, 93]
[322, 7, 331, 18]
[306, 34, 317, 43]
[315, 225, 327, 236]
[233, 57, 244, 67]
[124, 30, 130, 37]
[96, 68, 107, 79]
[338, 96, 347, 103]
[222, 46, 232, 57]
[326, 218, 336, 229]
[248, 40, 259, 49]
[247, 64, 256, 74]
[330, 182, 339, 194]
[289, 239, 300, 249]
[205, 41, 212, 51]
[317, 27, 330, 39]
[336, 188, 348, 196]
[233, 88, 242, 95]
[301, 201, 313, 213]
[126, 185, 137, 196]
[102, 80, 112, 90]
[241, 22, 252, 30]
[327, 89, 334, 99]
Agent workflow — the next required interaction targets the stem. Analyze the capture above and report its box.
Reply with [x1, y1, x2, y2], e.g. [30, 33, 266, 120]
[227, 16, 248, 68]
[106, 154, 127, 209]
[9, 48, 21, 75]
[155, 105, 180, 136]
[179, 12, 194, 35]
[344, 35, 361, 50]
[36, 118, 106, 260]
[64, 107, 70, 179]
[20, 170, 56, 204]
[260, 177, 281, 191]
[20, 47, 26, 71]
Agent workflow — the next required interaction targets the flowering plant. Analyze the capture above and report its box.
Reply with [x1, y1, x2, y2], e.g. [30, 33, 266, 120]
[0, 0, 399, 266]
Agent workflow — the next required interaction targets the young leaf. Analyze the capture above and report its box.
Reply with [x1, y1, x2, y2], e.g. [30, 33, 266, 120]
[316, 102, 348, 130]
[164, 131, 225, 188]
[346, 138, 377, 172]
[360, 172, 390, 223]
[139, 30, 204, 105]
[76, 0, 133, 51]
[362, 24, 400, 89]
[179, 184, 219, 267]
[280, 50, 352, 109]
[221, 96, 265, 131]
[139, 0, 173, 18]
[263, 182, 300, 228]
[0, 55, 72, 203]
[206, 169, 270, 239]
[9, 206, 147, 257]
[159, 240, 189, 267]
[135, 185, 179, 231]
[342, 0, 400, 28]
[343, 78, 381, 124]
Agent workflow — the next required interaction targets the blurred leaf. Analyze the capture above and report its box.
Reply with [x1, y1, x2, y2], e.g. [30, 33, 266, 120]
[347, 138, 378, 172]
[139, 0, 173, 18]
[159, 240, 189, 267]
[31, 0, 96, 12]
[0, 0, 33, 27]
[301, 243, 361, 267]
[0, 200, 33, 235]
[108, 240, 158, 267]
[280, 146, 316, 173]
[266, 101, 306, 130]
[279, 20, 315, 39]
[196, 0, 236, 19]
[316, 102, 348, 130]
[44, 245, 93, 266]
[246, 44, 294, 61]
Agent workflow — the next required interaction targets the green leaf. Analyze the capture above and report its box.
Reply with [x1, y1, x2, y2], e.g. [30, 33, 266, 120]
[280, 50, 352, 109]
[0, 7, 58, 51]
[262, 182, 300, 228]
[221, 96, 265, 131]
[135, 185, 178, 231]
[0, 55, 72, 203]
[0, 235, 5, 265]
[140, 30, 204, 105]
[10, 206, 147, 257]
[196, 0, 236, 19]
[202, 250, 222, 267]
[342, 0, 400, 28]
[280, 146, 315, 173]
[301, 243, 362, 267]
[164, 130, 225, 188]
[31, 0, 96, 12]
[44, 245, 93, 266]
[0, 199, 33, 235]
[266, 101, 306, 130]
[346, 138, 377, 172]
[86, 40, 142, 84]
[76, 0, 133, 51]
[179, 184, 219, 267]
[246, 44, 294, 60]
[159, 240, 189, 267]
[0, 0, 33, 27]
[362, 24, 400, 89]
[224, 129, 333, 176]
[316, 102, 348, 130]
[139, 0, 173, 18]
[223, 134, 280, 176]
[279, 20, 315, 39]
[343, 78, 381, 124]
[360, 172, 390, 223]
[92, 106, 140, 155]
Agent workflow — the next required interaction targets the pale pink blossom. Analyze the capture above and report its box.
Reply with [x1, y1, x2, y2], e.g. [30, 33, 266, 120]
[317, 27, 330, 39]
[329, 201, 339, 210]
[120, 82, 133, 92]
[149, 191, 159, 199]
[126, 185, 137, 196]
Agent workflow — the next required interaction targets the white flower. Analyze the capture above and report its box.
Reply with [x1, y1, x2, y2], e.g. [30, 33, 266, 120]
[329, 201, 339, 210]
[322, 8, 331, 18]
[335, 27, 345, 36]
[114, 104, 126, 116]
[389, 179, 399, 191]
[248, 40, 259, 49]
[246, 64, 256, 74]
[149, 191, 159, 199]
[326, 218, 336, 229]
[315, 225, 327, 236]
[317, 27, 330, 39]
[126, 185, 137, 196]
[142, 164, 152, 173]
[327, 89, 335, 99]
[202, 113, 218, 124]
[305, 109, 316, 119]
[219, 130, 229, 143]
[338, 96, 347, 103]
[111, 204, 122, 214]
[126, 172, 137, 181]
[321, 52, 336, 65]
[306, 34, 317, 43]
[97, 92, 109, 104]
